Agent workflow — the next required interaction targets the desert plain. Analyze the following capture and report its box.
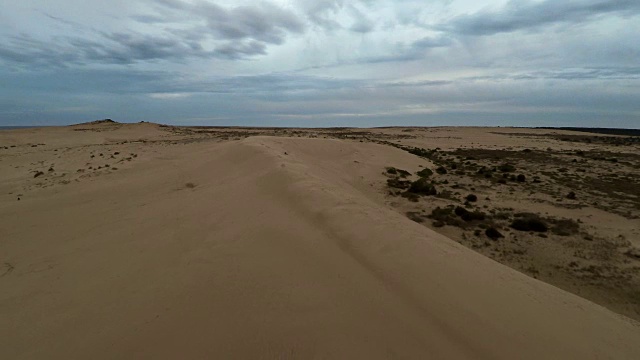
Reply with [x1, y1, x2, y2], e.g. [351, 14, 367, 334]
[1, 120, 640, 359]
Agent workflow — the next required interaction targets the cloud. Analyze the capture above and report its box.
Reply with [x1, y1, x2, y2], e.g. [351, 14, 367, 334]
[297, 0, 345, 30]
[0, 1, 306, 68]
[447, 0, 640, 36]
[149, 92, 190, 99]
[192, 2, 305, 44]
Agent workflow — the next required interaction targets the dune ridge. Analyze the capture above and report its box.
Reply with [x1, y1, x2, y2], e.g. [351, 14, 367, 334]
[1, 130, 640, 359]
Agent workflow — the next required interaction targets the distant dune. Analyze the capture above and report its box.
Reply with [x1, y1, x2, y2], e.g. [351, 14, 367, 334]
[1, 122, 639, 359]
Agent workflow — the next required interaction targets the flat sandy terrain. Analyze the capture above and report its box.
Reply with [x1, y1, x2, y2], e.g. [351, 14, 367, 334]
[1, 121, 640, 359]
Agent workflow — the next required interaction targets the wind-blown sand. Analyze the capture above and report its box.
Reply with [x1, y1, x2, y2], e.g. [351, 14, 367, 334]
[1, 122, 639, 359]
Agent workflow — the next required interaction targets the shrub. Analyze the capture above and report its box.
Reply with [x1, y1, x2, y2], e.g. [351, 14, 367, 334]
[466, 194, 478, 202]
[566, 191, 577, 200]
[406, 212, 424, 223]
[498, 163, 516, 172]
[485, 227, 504, 240]
[408, 178, 437, 195]
[387, 178, 411, 189]
[428, 207, 465, 227]
[386, 167, 411, 178]
[516, 174, 526, 182]
[33, 171, 44, 178]
[454, 206, 486, 222]
[436, 166, 448, 175]
[432, 220, 445, 228]
[510, 215, 548, 232]
[416, 168, 433, 177]
[400, 192, 420, 202]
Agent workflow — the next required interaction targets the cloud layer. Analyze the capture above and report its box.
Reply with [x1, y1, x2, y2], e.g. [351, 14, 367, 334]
[0, 0, 638, 127]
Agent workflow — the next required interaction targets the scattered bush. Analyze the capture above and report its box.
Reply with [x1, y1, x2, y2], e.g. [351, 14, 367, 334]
[466, 194, 478, 202]
[406, 212, 424, 223]
[566, 191, 577, 200]
[485, 227, 504, 240]
[386, 167, 411, 178]
[516, 174, 526, 182]
[428, 206, 465, 227]
[387, 178, 411, 189]
[408, 178, 437, 195]
[436, 166, 448, 175]
[498, 163, 516, 172]
[510, 214, 548, 232]
[454, 206, 486, 222]
[432, 220, 445, 228]
[416, 168, 433, 177]
[33, 171, 44, 178]
[400, 192, 420, 202]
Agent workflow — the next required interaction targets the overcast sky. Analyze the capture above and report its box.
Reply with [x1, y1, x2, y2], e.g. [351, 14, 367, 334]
[1, 0, 639, 127]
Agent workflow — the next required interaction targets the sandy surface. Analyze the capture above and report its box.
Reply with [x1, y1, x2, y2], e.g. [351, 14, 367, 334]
[1, 122, 640, 359]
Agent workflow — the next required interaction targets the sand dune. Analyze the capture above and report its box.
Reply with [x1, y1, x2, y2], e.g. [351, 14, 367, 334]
[1, 125, 640, 359]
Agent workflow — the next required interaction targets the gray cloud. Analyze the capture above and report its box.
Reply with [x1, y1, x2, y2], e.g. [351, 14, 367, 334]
[192, 2, 305, 44]
[297, 0, 345, 30]
[447, 0, 640, 36]
[0, 1, 306, 68]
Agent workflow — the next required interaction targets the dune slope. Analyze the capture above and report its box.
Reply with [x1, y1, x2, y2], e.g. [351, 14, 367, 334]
[1, 135, 640, 359]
